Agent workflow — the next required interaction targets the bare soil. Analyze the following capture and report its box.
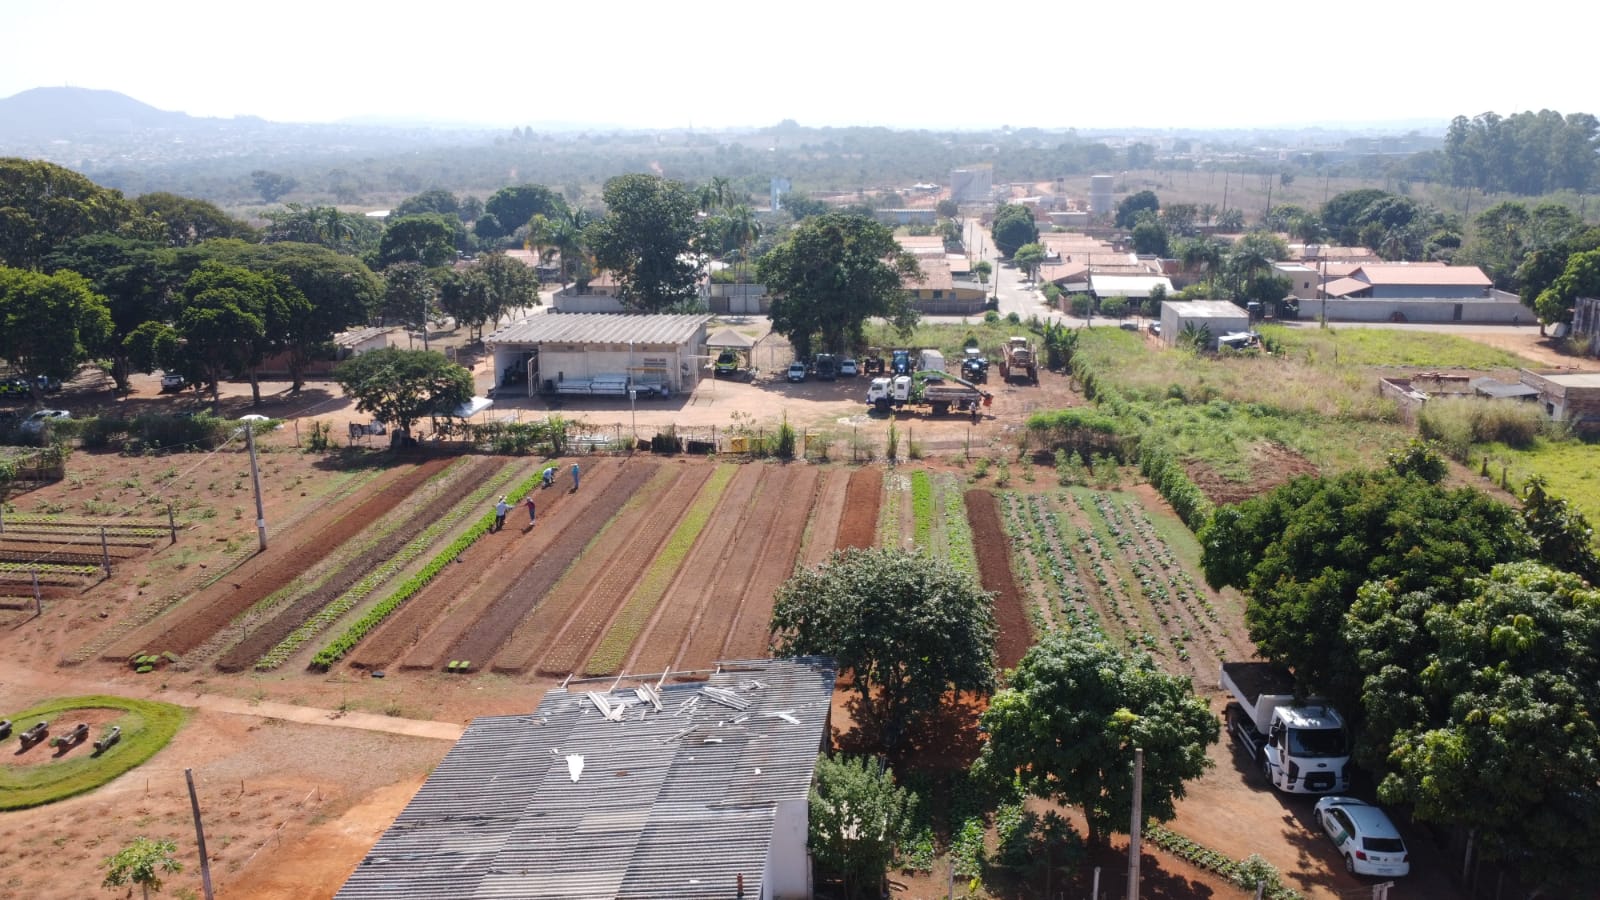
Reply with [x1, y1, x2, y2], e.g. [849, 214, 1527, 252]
[835, 466, 883, 550]
[1186, 440, 1319, 506]
[722, 464, 820, 659]
[678, 464, 788, 668]
[964, 489, 1033, 671]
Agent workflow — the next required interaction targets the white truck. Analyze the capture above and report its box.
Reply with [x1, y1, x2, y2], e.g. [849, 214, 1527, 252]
[917, 349, 947, 373]
[1221, 662, 1351, 794]
[866, 373, 990, 417]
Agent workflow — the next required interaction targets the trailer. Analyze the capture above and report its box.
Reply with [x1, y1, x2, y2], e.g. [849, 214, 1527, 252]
[1221, 662, 1350, 794]
[866, 372, 992, 417]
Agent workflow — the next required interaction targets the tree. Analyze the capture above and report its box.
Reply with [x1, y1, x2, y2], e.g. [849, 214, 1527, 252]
[1520, 476, 1600, 584]
[758, 213, 920, 359]
[1346, 562, 1600, 893]
[382, 262, 438, 346]
[1200, 466, 1534, 710]
[477, 184, 567, 241]
[437, 253, 538, 340]
[135, 193, 253, 246]
[976, 630, 1217, 849]
[585, 174, 704, 311]
[990, 203, 1038, 257]
[972, 259, 993, 288]
[393, 189, 462, 221]
[0, 159, 139, 268]
[1130, 220, 1169, 256]
[1320, 188, 1389, 246]
[377, 214, 461, 269]
[333, 347, 474, 440]
[527, 206, 593, 286]
[250, 170, 297, 203]
[45, 235, 178, 392]
[251, 243, 383, 391]
[1535, 247, 1600, 325]
[260, 204, 380, 255]
[809, 755, 917, 899]
[935, 198, 959, 219]
[1013, 242, 1046, 282]
[173, 262, 302, 408]
[0, 267, 113, 402]
[1115, 191, 1159, 229]
[102, 836, 183, 900]
[769, 547, 995, 746]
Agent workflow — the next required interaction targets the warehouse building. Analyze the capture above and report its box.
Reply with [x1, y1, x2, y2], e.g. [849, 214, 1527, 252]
[1159, 300, 1250, 350]
[484, 313, 712, 398]
[336, 658, 836, 900]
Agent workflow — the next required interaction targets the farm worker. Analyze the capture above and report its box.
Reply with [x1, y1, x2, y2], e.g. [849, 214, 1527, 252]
[571, 463, 581, 490]
[493, 496, 510, 532]
[524, 496, 537, 527]
[542, 465, 557, 488]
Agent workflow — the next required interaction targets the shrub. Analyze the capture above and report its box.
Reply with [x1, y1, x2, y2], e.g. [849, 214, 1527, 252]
[1418, 396, 1545, 460]
[1068, 293, 1093, 317]
[1100, 295, 1130, 318]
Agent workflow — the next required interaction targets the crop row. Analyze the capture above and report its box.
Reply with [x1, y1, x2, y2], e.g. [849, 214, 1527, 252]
[309, 468, 545, 671]
[0, 561, 100, 578]
[938, 475, 977, 578]
[910, 471, 934, 549]
[1144, 824, 1303, 900]
[256, 462, 524, 670]
[584, 465, 735, 675]
[878, 471, 907, 547]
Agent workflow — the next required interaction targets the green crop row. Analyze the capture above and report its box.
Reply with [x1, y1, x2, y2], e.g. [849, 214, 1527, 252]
[0, 562, 99, 576]
[1144, 823, 1303, 900]
[308, 468, 546, 671]
[910, 471, 934, 549]
[583, 464, 736, 675]
[940, 476, 977, 578]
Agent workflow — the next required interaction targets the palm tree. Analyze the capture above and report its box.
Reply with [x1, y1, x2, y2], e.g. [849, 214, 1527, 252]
[316, 206, 355, 250]
[548, 207, 592, 286]
[1180, 239, 1224, 293]
[1227, 242, 1273, 301]
[724, 204, 762, 283]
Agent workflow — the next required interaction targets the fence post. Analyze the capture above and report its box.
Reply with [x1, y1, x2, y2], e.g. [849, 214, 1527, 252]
[1, 501, 4, 533]
[101, 526, 111, 576]
[33, 570, 42, 613]
[168, 503, 177, 545]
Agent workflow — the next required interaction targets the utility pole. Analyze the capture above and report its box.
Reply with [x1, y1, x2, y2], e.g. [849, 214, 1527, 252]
[186, 769, 215, 900]
[245, 425, 267, 552]
[1127, 747, 1144, 900]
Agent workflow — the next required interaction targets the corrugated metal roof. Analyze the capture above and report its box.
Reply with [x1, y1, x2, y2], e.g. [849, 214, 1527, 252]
[485, 314, 712, 348]
[336, 658, 836, 900]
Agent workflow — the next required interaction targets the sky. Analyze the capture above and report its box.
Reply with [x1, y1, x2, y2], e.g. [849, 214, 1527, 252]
[0, 0, 1590, 132]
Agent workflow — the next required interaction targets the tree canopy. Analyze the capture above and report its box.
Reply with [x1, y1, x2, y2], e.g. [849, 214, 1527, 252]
[333, 347, 473, 438]
[44, 234, 177, 391]
[477, 183, 567, 241]
[976, 629, 1217, 848]
[585, 174, 704, 312]
[376, 214, 462, 269]
[758, 212, 919, 358]
[102, 836, 183, 899]
[1115, 191, 1159, 229]
[770, 547, 995, 746]
[990, 202, 1038, 257]
[0, 158, 139, 268]
[0, 266, 112, 398]
[808, 755, 917, 899]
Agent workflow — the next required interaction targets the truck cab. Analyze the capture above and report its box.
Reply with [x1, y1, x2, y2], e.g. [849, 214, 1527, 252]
[890, 349, 912, 375]
[1222, 662, 1350, 794]
[866, 375, 912, 410]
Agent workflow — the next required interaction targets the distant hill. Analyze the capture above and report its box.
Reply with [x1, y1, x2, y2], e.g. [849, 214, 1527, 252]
[0, 86, 195, 137]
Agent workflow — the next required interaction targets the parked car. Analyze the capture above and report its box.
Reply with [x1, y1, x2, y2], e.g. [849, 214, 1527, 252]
[1313, 797, 1410, 878]
[0, 376, 28, 396]
[160, 372, 188, 393]
[19, 409, 70, 435]
[786, 362, 808, 383]
[839, 358, 859, 377]
[713, 350, 740, 376]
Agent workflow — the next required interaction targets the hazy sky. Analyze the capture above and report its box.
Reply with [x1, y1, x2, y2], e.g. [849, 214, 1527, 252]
[0, 0, 1588, 131]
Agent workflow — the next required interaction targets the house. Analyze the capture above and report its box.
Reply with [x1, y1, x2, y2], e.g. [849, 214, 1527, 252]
[1275, 262, 1524, 323]
[1091, 274, 1175, 302]
[902, 257, 984, 315]
[1519, 369, 1600, 433]
[484, 313, 711, 397]
[1159, 300, 1250, 349]
[335, 658, 836, 900]
[551, 270, 627, 313]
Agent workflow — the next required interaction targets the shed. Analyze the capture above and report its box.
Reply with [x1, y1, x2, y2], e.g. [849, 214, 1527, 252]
[1519, 369, 1600, 433]
[484, 314, 711, 398]
[1090, 274, 1175, 300]
[335, 657, 836, 900]
[706, 328, 757, 349]
[1159, 300, 1250, 349]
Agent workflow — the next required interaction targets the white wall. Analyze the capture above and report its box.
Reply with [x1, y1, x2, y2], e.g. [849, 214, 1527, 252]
[767, 797, 811, 899]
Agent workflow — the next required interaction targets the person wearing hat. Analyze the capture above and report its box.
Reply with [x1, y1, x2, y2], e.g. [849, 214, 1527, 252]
[523, 495, 537, 530]
[493, 496, 510, 532]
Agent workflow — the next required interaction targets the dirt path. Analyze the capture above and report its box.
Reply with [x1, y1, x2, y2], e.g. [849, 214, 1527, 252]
[721, 464, 820, 659]
[834, 466, 883, 550]
[799, 466, 849, 566]
[112, 457, 456, 660]
[964, 489, 1032, 671]
[627, 463, 765, 673]
[348, 459, 607, 671]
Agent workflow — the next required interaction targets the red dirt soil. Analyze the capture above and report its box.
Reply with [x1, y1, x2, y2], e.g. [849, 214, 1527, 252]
[834, 466, 882, 550]
[347, 459, 600, 670]
[113, 456, 456, 660]
[434, 459, 658, 671]
[964, 488, 1032, 671]
[799, 466, 849, 566]
[1186, 440, 1319, 506]
[626, 463, 766, 673]
[721, 464, 820, 659]
[393, 460, 630, 671]
[213, 457, 501, 672]
[529, 462, 713, 676]
[677, 465, 789, 669]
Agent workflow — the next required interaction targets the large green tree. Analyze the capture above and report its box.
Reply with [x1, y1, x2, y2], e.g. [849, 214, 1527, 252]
[808, 755, 917, 900]
[45, 235, 178, 391]
[333, 347, 473, 440]
[1346, 562, 1600, 893]
[585, 174, 704, 311]
[477, 183, 567, 241]
[1200, 464, 1534, 710]
[250, 243, 383, 391]
[0, 158, 139, 268]
[990, 202, 1038, 257]
[376, 214, 461, 269]
[382, 262, 439, 347]
[1114, 190, 1159, 229]
[1534, 247, 1600, 325]
[174, 262, 306, 407]
[135, 192, 253, 247]
[0, 267, 112, 401]
[770, 547, 995, 746]
[976, 630, 1217, 849]
[1013, 242, 1047, 281]
[758, 213, 919, 358]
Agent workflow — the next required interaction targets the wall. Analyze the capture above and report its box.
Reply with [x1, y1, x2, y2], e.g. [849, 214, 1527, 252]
[550, 293, 626, 313]
[492, 342, 702, 396]
[765, 797, 811, 899]
[1367, 284, 1490, 300]
[1313, 298, 1526, 323]
[708, 283, 771, 315]
[1160, 308, 1248, 348]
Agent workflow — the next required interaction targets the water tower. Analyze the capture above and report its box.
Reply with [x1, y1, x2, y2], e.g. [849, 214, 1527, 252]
[1089, 175, 1114, 216]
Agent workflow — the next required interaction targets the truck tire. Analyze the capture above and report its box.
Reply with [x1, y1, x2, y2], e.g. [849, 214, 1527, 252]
[931, 402, 949, 416]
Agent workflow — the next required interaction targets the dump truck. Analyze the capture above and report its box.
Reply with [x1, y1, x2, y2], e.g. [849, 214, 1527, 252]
[1221, 661, 1351, 795]
[866, 372, 992, 417]
[997, 336, 1038, 384]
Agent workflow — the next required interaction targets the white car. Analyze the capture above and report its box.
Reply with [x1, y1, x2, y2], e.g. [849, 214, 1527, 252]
[1314, 796, 1410, 878]
[786, 362, 808, 383]
[839, 358, 859, 377]
[19, 409, 70, 434]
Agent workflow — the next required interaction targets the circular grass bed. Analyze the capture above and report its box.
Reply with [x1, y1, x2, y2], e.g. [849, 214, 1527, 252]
[0, 695, 186, 810]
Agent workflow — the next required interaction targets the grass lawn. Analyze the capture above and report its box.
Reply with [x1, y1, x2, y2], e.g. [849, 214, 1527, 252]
[0, 695, 186, 810]
[1260, 324, 1533, 369]
[1477, 439, 1600, 525]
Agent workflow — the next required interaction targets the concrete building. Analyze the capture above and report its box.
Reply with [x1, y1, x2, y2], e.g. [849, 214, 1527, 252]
[1160, 300, 1250, 349]
[1089, 175, 1115, 216]
[875, 208, 937, 226]
[951, 166, 993, 204]
[336, 658, 836, 900]
[1092, 274, 1175, 301]
[1519, 369, 1600, 433]
[484, 313, 711, 397]
[1275, 261, 1523, 323]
